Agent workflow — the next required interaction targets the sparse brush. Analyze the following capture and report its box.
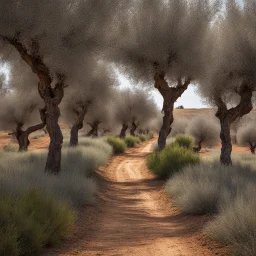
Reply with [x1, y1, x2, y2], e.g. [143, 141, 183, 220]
[0, 144, 110, 206]
[204, 189, 256, 256]
[105, 137, 127, 154]
[147, 143, 200, 179]
[137, 134, 147, 142]
[146, 132, 154, 140]
[3, 143, 18, 152]
[0, 189, 75, 256]
[29, 131, 45, 140]
[124, 136, 141, 147]
[175, 135, 194, 150]
[166, 161, 256, 215]
[166, 160, 256, 255]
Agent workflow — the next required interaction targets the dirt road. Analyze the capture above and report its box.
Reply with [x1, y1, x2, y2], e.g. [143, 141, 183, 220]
[45, 139, 226, 256]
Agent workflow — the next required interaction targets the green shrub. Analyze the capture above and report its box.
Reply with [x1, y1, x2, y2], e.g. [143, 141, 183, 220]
[3, 143, 18, 152]
[124, 136, 141, 147]
[146, 132, 154, 140]
[106, 137, 127, 154]
[175, 134, 193, 150]
[147, 143, 200, 179]
[0, 189, 75, 256]
[153, 138, 174, 152]
[137, 134, 146, 142]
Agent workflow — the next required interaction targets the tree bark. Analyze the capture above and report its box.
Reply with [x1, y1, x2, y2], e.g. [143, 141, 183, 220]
[130, 119, 139, 136]
[120, 123, 128, 138]
[154, 68, 191, 151]
[249, 143, 256, 154]
[86, 121, 101, 137]
[70, 102, 91, 147]
[44, 100, 63, 174]
[219, 118, 232, 165]
[70, 123, 81, 147]
[215, 83, 253, 165]
[193, 140, 202, 152]
[158, 104, 174, 151]
[13, 108, 46, 152]
[250, 146, 255, 154]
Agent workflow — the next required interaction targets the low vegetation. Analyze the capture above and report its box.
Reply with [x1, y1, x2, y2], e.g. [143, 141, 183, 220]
[105, 137, 127, 154]
[3, 142, 18, 152]
[166, 161, 256, 255]
[29, 131, 45, 140]
[147, 142, 200, 179]
[0, 189, 75, 256]
[124, 136, 141, 148]
[175, 135, 194, 150]
[0, 138, 112, 255]
[137, 134, 146, 142]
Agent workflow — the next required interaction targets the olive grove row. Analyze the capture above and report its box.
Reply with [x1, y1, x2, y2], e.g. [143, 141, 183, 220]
[0, 0, 256, 172]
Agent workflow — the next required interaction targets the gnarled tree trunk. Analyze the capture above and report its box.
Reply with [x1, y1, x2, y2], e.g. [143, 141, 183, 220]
[6, 37, 66, 174]
[215, 84, 253, 165]
[249, 143, 256, 154]
[70, 123, 81, 147]
[44, 100, 63, 174]
[70, 102, 90, 147]
[86, 120, 101, 137]
[130, 118, 139, 136]
[219, 118, 232, 165]
[193, 140, 202, 152]
[120, 123, 128, 138]
[154, 67, 191, 151]
[11, 108, 46, 152]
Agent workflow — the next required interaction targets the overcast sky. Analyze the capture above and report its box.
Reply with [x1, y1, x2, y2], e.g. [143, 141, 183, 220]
[118, 74, 209, 109]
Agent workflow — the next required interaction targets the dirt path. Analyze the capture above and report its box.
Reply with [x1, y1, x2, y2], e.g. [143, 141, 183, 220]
[45, 139, 226, 256]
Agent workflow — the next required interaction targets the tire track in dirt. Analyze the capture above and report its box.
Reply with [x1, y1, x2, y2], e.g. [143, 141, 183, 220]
[45, 139, 227, 256]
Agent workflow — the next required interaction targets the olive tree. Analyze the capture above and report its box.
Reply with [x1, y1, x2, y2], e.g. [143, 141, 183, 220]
[112, 0, 218, 150]
[199, 0, 256, 165]
[0, 90, 45, 151]
[62, 63, 116, 146]
[115, 89, 158, 138]
[237, 124, 256, 154]
[186, 115, 219, 152]
[169, 118, 189, 137]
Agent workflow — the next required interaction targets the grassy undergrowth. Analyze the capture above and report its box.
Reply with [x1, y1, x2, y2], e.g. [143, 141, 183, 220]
[166, 160, 256, 255]
[0, 190, 74, 256]
[3, 142, 19, 152]
[0, 138, 112, 255]
[29, 131, 46, 140]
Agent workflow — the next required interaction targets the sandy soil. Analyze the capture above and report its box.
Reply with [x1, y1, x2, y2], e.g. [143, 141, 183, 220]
[0, 131, 50, 151]
[45, 139, 228, 256]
